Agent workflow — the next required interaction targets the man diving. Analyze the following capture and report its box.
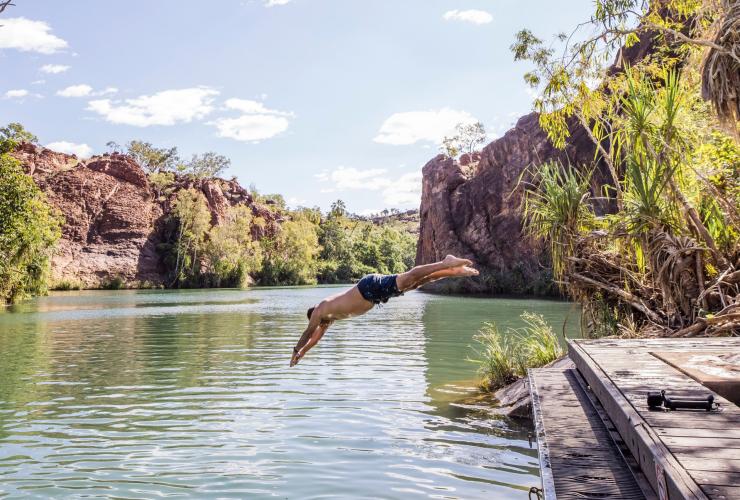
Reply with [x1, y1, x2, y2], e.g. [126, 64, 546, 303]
[290, 255, 478, 366]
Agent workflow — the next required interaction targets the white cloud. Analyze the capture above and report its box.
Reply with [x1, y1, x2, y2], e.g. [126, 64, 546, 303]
[0, 18, 68, 54]
[443, 9, 493, 25]
[57, 84, 93, 97]
[316, 166, 391, 190]
[316, 167, 423, 207]
[4, 89, 29, 99]
[211, 98, 293, 142]
[382, 171, 422, 206]
[57, 84, 118, 98]
[46, 141, 93, 158]
[87, 87, 219, 127]
[41, 64, 70, 74]
[31, 79, 46, 85]
[287, 196, 307, 207]
[266, 0, 291, 6]
[212, 114, 290, 142]
[374, 108, 478, 145]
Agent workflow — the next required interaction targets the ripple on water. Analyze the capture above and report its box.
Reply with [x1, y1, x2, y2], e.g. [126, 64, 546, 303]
[0, 288, 567, 499]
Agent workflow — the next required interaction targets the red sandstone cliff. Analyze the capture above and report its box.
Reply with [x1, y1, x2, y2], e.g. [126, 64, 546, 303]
[416, 115, 609, 294]
[416, 30, 661, 295]
[13, 143, 278, 288]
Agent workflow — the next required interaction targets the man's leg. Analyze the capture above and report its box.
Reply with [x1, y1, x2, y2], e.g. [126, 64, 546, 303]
[403, 265, 478, 291]
[396, 255, 473, 291]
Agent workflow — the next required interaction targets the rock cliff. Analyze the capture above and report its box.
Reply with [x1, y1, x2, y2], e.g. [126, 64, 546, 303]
[416, 29, 659, 295]
[13, 143, 278, 288]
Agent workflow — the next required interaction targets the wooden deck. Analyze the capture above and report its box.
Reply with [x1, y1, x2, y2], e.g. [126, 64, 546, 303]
[530, 364, 654, 499]
[529, 338, 740, 500]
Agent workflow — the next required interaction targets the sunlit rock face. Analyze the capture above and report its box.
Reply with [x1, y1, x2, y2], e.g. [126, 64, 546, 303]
[13, 143, 279, 288]
[416, 29, 659, 295]
[416, 113, 602, 295]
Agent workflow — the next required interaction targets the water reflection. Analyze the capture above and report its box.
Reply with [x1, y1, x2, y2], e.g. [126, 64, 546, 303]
[0, 288, 576, 498]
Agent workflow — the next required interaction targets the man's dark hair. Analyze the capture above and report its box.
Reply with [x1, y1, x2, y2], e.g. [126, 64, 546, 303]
[307, 306, 315, 320]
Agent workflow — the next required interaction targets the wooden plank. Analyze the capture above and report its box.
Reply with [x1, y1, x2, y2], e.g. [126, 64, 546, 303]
[678, 458, 740, 473]
[529, 366, 651, 499]
[699, 484, 740, 500]
[654, 427, 740, 439]
[661, 436, 740, 449]
[569, 340, 707, 500]
[689, 471, 740, 487]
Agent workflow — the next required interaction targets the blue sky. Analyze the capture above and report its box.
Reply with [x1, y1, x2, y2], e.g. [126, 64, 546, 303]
[1, 0, 592, 214]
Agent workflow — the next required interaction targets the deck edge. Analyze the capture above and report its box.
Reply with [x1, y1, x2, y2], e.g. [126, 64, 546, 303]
[528, 368, 557, 500]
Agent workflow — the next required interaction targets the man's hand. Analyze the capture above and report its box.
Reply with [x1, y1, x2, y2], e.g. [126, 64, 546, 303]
[290, 347, 303, 367]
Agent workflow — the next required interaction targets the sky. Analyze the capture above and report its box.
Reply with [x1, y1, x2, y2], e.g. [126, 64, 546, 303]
[1, 0, 593, 215]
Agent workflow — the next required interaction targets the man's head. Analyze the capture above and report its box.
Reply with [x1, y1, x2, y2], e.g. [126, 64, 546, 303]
[307, 306, 315, 321]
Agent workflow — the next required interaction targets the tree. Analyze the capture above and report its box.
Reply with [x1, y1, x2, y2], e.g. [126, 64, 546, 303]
[105, 141, 123, 153]
[206, 205, 263, 287]
[126, 140, 179, 174]
[329, 199, 347, 219]
[440, 122, 487, 157]
[169, 188, 211, 286]
[181, 152, 231, 178]
[259, 216, 319, 285]
[0, 155, 62, 303]
[0, 122, 37, 153]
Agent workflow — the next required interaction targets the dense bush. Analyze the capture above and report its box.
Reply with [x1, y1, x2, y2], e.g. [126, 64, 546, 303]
[0, 154, 62, 303]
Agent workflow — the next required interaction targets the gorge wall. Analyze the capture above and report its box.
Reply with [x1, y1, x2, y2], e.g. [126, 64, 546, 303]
[416, 29, 660, 295]
[13, 143, 279, 288]
[416, 114, 606, 295]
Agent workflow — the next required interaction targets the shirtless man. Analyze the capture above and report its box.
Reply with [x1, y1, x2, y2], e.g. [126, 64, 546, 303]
[290, 255, 478, 366]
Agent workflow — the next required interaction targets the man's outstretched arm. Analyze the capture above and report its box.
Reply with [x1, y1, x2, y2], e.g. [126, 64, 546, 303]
[291, 321, 331, 366]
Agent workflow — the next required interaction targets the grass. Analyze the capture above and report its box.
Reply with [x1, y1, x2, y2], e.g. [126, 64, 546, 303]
[471, 312, 565, 392]
[51, 280, 83, 291]
[101, 276, 126, 290]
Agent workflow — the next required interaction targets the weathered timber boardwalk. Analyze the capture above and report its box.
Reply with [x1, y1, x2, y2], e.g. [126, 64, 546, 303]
[530, 364, 654, 499]
[530, 338, 740, 500]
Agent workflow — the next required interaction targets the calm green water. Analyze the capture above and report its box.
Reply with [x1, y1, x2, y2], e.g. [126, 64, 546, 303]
[0, 287, 579, 499]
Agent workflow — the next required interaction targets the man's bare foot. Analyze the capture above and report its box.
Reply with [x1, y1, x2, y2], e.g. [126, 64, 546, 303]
[459, 266, 479, 277]
[443, 254, 473, 268]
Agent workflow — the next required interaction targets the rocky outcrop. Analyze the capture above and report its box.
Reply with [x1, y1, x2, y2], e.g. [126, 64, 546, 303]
[417, 114, 611, 295]
[416, 28, 660, 295]
[12, 143, 277, 288]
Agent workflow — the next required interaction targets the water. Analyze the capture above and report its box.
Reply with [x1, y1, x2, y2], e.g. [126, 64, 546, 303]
[0, 287, 579, 499]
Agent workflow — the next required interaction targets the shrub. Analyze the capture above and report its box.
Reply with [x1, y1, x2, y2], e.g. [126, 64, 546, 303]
[101, 276, 125, 290]
[471, 312, 564, 391]
[51, 280, 83, 291]
[0, 154, 62, 303]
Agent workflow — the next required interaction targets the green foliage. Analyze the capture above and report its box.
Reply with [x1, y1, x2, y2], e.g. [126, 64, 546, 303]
[126, 140, 180, 174]
[148, 171, 176, 199]
[516, 312, 565, 368]
[259, 216, 319, 286]
[101, 276, 126, 290]
[440, 122, 487, 158]
[179, 152, 231, 178]
[167, 188, 212, 286]
[471, 322, 523, 390]
[51, 279, 83, 291]
[157, 189, 416, 289]
[0, 122, 38, 153]
[0, 154, 62, 303]
[206, 206, 263, 287]
[316, 213, 416, 284]
[522, 161, 595, 281]
[471, 312, 564, 391]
